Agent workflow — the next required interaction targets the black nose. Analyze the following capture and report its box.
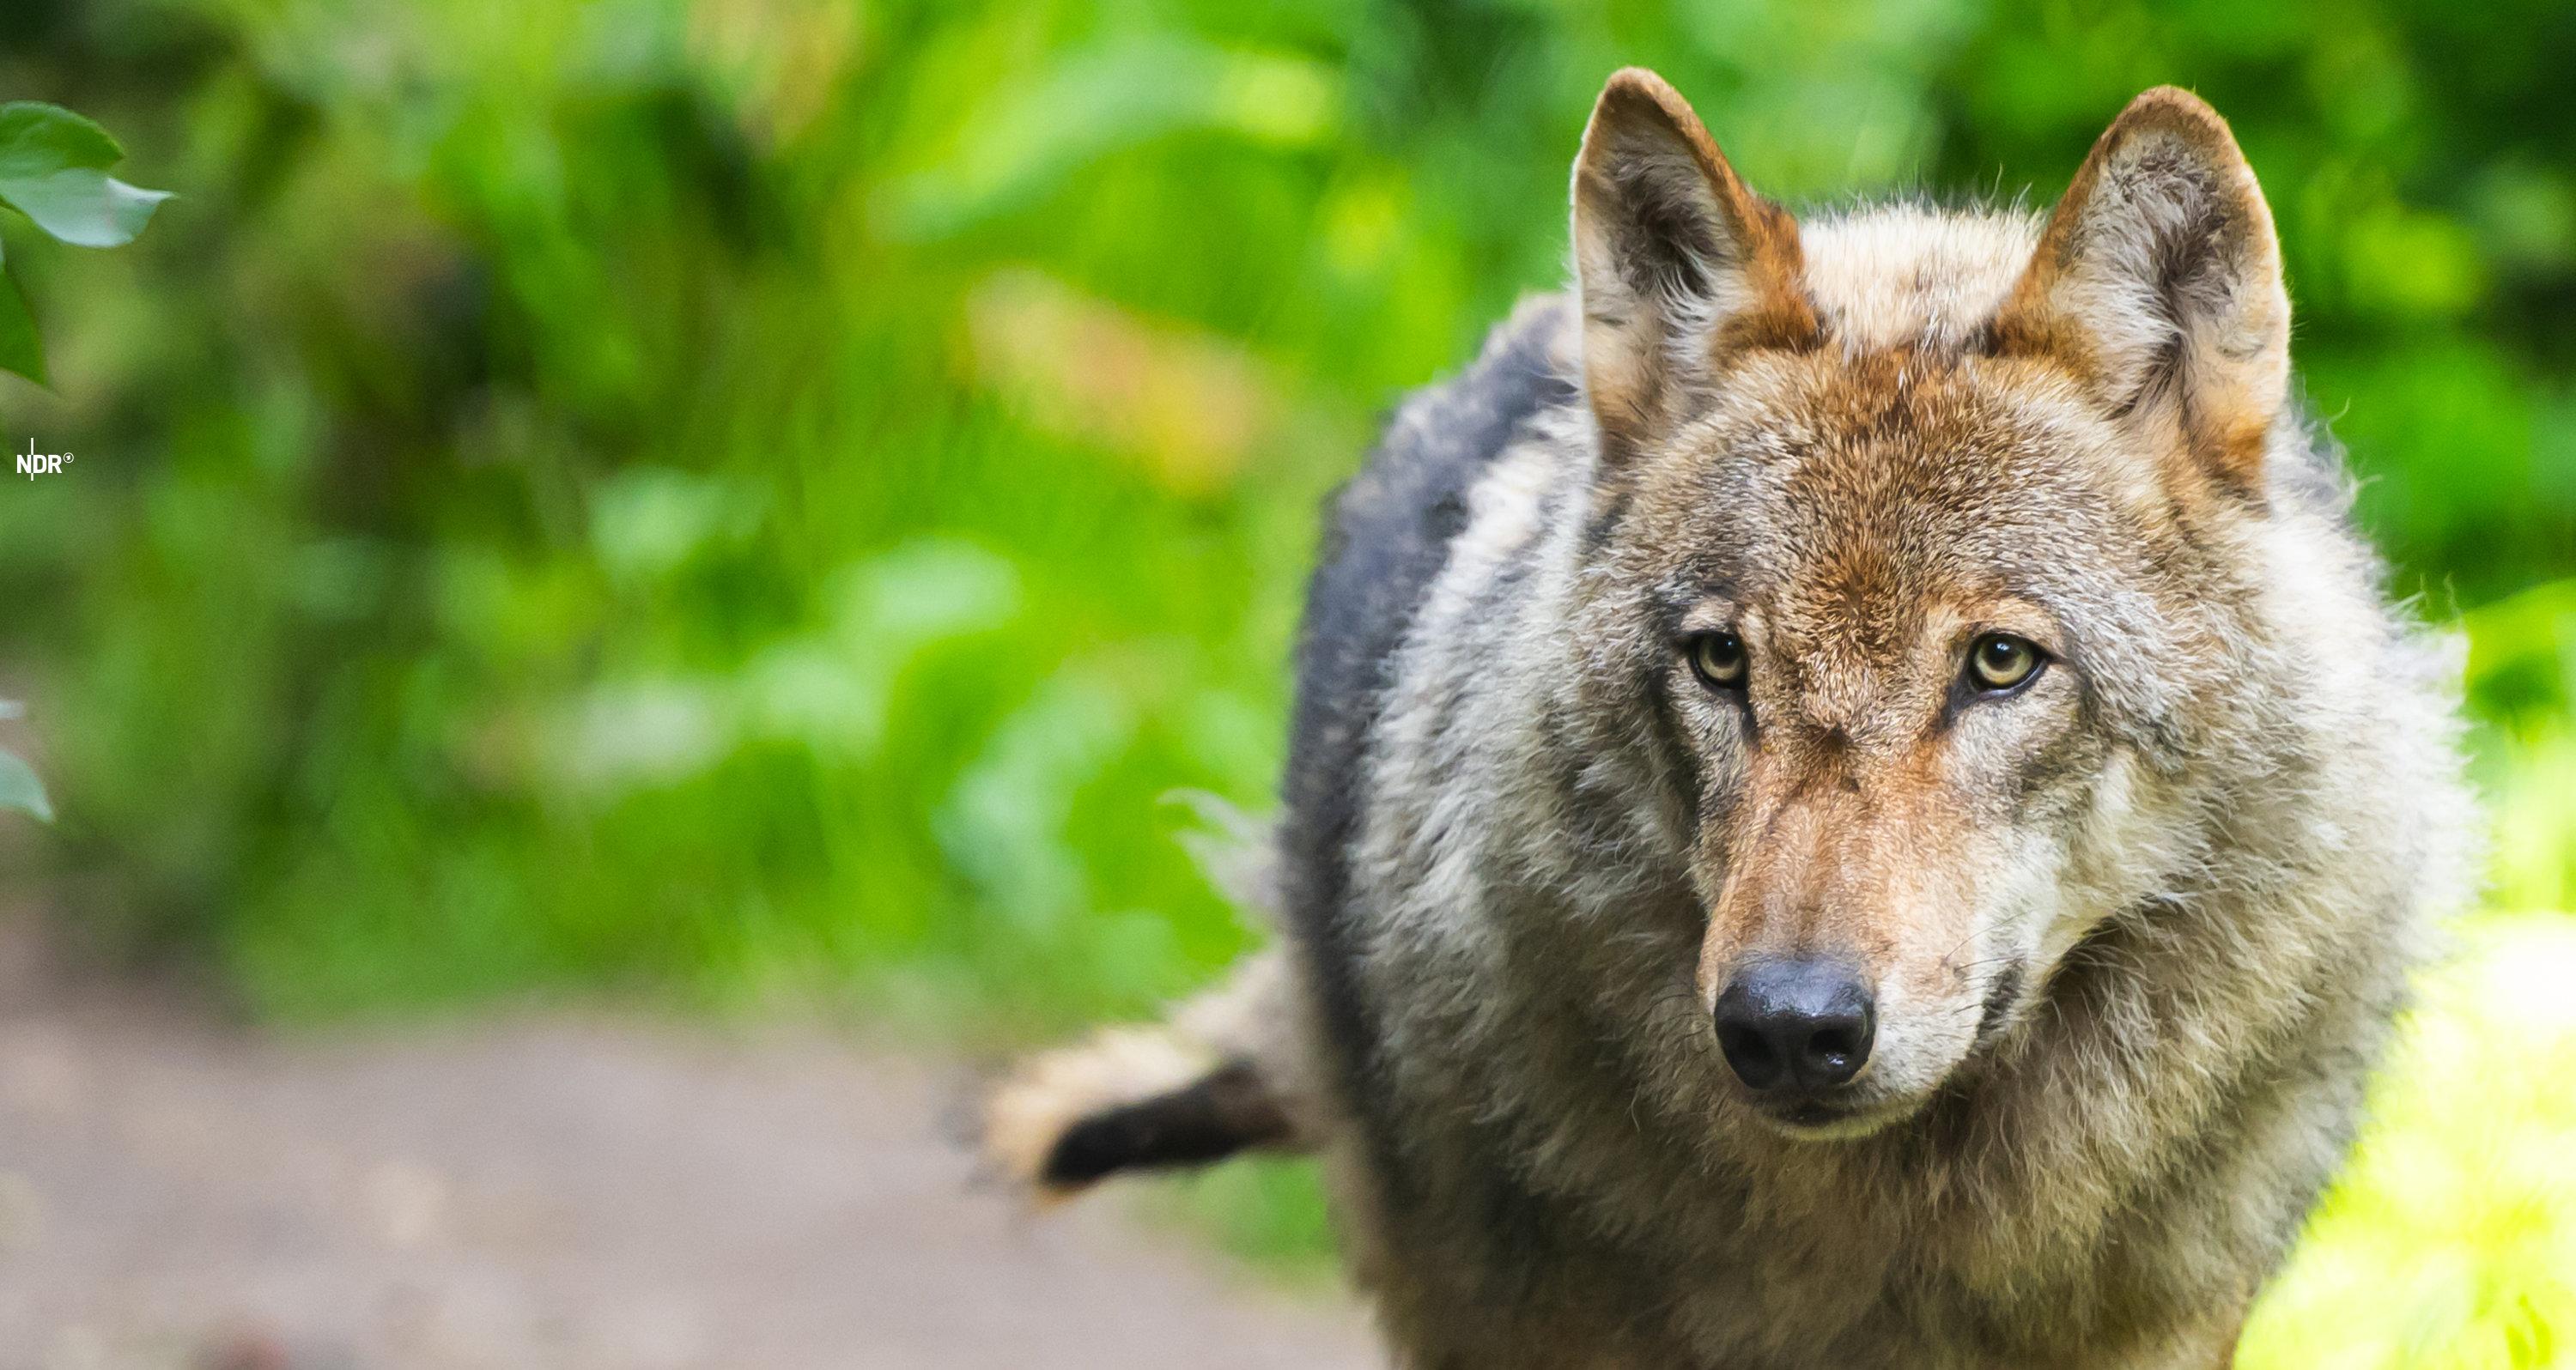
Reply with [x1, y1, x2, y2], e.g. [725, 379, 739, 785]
[1713, 959, 1876, 1094]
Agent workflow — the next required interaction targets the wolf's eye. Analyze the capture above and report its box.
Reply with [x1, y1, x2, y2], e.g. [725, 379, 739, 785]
[1688, 632, 1748, 690]
[1965, 633, 2043, 692]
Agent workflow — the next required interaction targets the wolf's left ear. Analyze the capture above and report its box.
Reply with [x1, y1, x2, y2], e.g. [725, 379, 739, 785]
[1993, 88, 2290, 494]
[1571, 69, 1817, 465]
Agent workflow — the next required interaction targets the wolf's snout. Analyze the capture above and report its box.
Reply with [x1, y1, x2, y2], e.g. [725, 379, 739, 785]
[1712, 960, 1875, 1094]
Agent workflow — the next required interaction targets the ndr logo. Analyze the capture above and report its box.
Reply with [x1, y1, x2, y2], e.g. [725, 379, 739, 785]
[16, 441, 73, 480]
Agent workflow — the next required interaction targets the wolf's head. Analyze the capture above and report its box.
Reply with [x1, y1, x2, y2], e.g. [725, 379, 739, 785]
[1561, 71, 2299, 1139]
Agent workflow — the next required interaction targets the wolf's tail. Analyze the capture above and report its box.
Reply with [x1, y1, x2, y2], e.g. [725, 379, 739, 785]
[981, 943, 1322, 1198]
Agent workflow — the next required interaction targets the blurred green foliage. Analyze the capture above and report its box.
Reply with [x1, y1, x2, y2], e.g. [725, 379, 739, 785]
[0, 0, 2570, 1360]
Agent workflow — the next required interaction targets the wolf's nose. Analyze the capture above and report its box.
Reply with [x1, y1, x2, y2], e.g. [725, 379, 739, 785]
[1713, 960, 1876, 1094]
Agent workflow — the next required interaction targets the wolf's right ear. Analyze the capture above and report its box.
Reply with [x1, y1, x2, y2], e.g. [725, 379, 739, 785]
[1571, 68, 1816, 464]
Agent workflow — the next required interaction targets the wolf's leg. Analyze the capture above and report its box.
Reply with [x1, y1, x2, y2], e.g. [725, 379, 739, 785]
[981, 945, 1321, 1197]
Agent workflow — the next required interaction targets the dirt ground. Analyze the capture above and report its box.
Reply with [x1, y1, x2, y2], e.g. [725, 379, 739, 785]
[0, 924, 1380, 1370]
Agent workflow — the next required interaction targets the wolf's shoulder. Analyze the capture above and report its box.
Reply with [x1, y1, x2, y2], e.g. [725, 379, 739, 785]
[1288, 294, 1578, 790]
[1294, 293, 1581, 718]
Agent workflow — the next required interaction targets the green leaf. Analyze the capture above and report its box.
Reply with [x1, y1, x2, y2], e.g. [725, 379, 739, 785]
[0, 104, 167, 249]
[0, 167, 170, 248]
[0, 268, 42, 385]
[0, 103, 124, 181]
[0, 749, 50, 822]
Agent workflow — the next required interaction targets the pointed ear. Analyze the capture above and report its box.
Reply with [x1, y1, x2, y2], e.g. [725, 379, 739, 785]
[1991, 88, 2289, 494]
[1571, 68, 1816, 464]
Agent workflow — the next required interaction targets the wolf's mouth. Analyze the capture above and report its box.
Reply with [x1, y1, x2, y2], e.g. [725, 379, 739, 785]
[1753, 1094, 1912, 1143]
[1779, 1100, 1850, 1128]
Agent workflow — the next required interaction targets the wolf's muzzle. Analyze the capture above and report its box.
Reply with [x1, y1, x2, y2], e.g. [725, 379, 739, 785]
[1712, 958, 1875, 1095]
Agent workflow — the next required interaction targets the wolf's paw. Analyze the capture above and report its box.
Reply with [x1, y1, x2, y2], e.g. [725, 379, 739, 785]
[982, 1028, 1297, 1197]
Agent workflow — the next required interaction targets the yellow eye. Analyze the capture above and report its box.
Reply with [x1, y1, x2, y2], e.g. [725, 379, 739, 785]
[1966, 633, 2043, 691]
[1690, 632, 1748, 688]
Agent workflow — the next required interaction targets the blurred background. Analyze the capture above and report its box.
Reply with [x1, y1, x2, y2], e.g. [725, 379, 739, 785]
[0, 0, 2569, 1366]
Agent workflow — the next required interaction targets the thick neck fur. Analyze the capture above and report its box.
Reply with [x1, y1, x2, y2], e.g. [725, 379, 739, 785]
[1338, 212, 2475, 1367]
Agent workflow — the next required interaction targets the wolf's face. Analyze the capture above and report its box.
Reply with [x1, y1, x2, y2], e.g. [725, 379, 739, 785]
[1564, 74, 2291, 1139]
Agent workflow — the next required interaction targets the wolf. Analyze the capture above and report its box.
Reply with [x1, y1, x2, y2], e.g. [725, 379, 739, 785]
[984, 70, 2476, 1368]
